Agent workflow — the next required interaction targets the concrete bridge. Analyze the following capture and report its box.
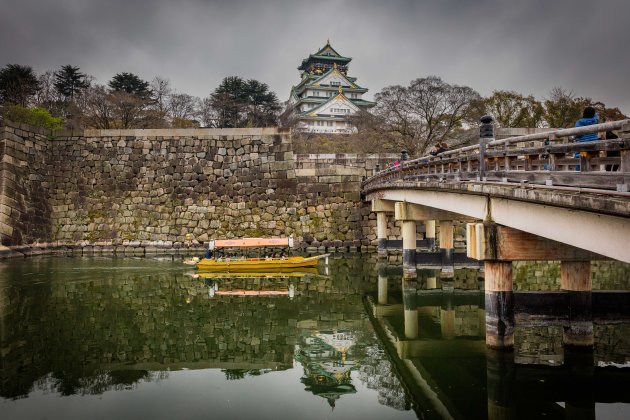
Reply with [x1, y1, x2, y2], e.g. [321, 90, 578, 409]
[361, 118, 630, 350]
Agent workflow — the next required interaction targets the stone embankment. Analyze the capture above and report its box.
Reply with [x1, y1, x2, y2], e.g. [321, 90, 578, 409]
[0, 120, 397, 257]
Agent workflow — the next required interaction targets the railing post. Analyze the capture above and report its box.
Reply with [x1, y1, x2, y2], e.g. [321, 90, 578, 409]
[479, 115, 494, 181]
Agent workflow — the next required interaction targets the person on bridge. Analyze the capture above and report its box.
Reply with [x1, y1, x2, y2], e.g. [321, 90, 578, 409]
[574, 106, 599, 142]
[573, 106, 599, 171]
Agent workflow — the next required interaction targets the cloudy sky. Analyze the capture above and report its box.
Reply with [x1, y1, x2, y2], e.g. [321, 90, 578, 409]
[1, 0, 629, 112]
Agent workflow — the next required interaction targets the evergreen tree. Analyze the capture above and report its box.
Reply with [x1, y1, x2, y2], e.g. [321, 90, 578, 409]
[209, 76, 280, 128]
[243, 79, 281, 127]
[53, 65, 90, 102]
[0, 64, 40, 106]
[108, 72, 151, 98]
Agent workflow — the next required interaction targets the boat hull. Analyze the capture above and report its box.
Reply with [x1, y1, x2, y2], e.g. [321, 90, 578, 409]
[196, 255, 328, 272]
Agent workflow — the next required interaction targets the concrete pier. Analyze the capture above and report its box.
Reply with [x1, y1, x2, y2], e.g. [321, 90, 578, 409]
[402, 220, 418, 278]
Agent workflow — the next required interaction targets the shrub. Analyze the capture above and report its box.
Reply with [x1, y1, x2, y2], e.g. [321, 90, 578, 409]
[1, 104, 63, 130]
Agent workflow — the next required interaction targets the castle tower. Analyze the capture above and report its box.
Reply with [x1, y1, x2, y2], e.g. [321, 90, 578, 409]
[287, 41, 376, 134]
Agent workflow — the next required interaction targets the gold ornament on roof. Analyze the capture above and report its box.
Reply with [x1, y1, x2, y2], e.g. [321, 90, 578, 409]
[338, 85, 343, 94]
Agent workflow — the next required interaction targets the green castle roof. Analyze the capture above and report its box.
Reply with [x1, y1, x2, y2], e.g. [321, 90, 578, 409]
[298, 41, 352, 70]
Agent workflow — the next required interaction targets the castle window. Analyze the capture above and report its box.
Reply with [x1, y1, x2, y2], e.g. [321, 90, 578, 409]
[330, 81, 341, 86]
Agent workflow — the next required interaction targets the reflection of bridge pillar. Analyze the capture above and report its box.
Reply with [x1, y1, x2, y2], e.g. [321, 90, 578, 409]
[377, 273, 388, 305]
[426, 275, 438, 289]
[485, 261, 514, 350]
[478, 307, 486, 337]
[561, 261, 593, 349]
[402, 220, 417, 278]
[377, 211, 388, 258]
[486, 350, 516, 420]
[425, 220, 436, 251]
[564, 350, 595, 419]
[440, 292, 455, 339]
[403, 280, 418, 339]
[439, 220, 454, 267]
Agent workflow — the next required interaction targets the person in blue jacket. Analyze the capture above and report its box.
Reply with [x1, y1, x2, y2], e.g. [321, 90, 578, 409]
[574, 106, 599, 142]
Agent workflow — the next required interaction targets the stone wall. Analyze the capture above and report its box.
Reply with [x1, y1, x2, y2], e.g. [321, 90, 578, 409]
[0, 120, 396, 251]
[514, 260, 630, 291]
[0, 122, 52, 246]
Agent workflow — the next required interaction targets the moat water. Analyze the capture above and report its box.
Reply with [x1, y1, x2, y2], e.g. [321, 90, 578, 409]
[1, 255, 629, 419]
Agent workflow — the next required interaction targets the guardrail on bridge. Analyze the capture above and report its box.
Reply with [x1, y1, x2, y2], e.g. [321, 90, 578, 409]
[363, 118, 630, 192]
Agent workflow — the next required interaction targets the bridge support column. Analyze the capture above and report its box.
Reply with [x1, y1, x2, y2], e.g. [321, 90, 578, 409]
[561, 261, 593, 349]
[376, 212, 388, 258]
[402, 220, 417, 278]
[439, 220, 454, 268]
[485, 261, 514, 350]
[425, 220, 436, 251]
[372, 199, 395, 258]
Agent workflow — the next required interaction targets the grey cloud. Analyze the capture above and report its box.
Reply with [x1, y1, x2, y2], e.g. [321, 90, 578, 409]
[0, 0, 628, 113]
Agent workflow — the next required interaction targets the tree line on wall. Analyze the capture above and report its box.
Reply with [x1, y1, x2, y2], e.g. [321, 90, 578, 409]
[0, 63, 626, 157]
[0, 64, 281, 130]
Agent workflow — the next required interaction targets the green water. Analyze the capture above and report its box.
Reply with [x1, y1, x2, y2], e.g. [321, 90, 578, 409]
[1, 256, 629, 419]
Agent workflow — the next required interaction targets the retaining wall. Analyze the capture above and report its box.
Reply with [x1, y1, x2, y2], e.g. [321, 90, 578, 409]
[0, 120, 396, 253]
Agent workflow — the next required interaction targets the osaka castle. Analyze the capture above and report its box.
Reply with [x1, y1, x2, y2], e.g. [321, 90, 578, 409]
[288, 41, 376, 134]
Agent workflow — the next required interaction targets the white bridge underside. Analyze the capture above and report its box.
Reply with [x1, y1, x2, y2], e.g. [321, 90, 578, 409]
[370, 189, 630, 263]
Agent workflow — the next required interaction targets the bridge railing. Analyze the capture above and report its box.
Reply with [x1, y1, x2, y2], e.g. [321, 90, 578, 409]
[363, 119, 630, 192]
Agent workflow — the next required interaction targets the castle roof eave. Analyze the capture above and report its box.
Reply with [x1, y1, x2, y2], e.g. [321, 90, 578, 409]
[298, 55, 352, 70]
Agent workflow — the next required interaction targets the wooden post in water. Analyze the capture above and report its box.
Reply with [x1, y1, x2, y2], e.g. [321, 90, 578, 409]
[467, 222, 604, 350]
[561, 261, 593, 348]
[485, 261, 514, 349]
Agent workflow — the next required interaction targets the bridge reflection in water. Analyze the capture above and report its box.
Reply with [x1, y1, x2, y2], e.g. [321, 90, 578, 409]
[369, 266, 630, 419]
[1, 256, 630, 419]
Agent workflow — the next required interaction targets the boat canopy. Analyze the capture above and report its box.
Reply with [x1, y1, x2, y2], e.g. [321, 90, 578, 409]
[208, 237, 294, 250]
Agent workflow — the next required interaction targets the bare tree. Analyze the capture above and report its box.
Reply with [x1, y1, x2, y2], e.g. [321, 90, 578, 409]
[483, 90, 544, 128]
[372, 76, 480, 156]
[167, 92, 200, 125]
[109, 90, 146, 128]
[150, 76, 172, 114]
[198, 97, 216, 127]
[83, 84, 114, 129]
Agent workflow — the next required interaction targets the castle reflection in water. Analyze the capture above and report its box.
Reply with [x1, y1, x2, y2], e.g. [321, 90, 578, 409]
[1, 256, 630, 419]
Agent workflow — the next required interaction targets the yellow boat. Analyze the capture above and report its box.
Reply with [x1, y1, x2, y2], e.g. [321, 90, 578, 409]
[196, 255, 328, 271]
[195, 237, 329, 272]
